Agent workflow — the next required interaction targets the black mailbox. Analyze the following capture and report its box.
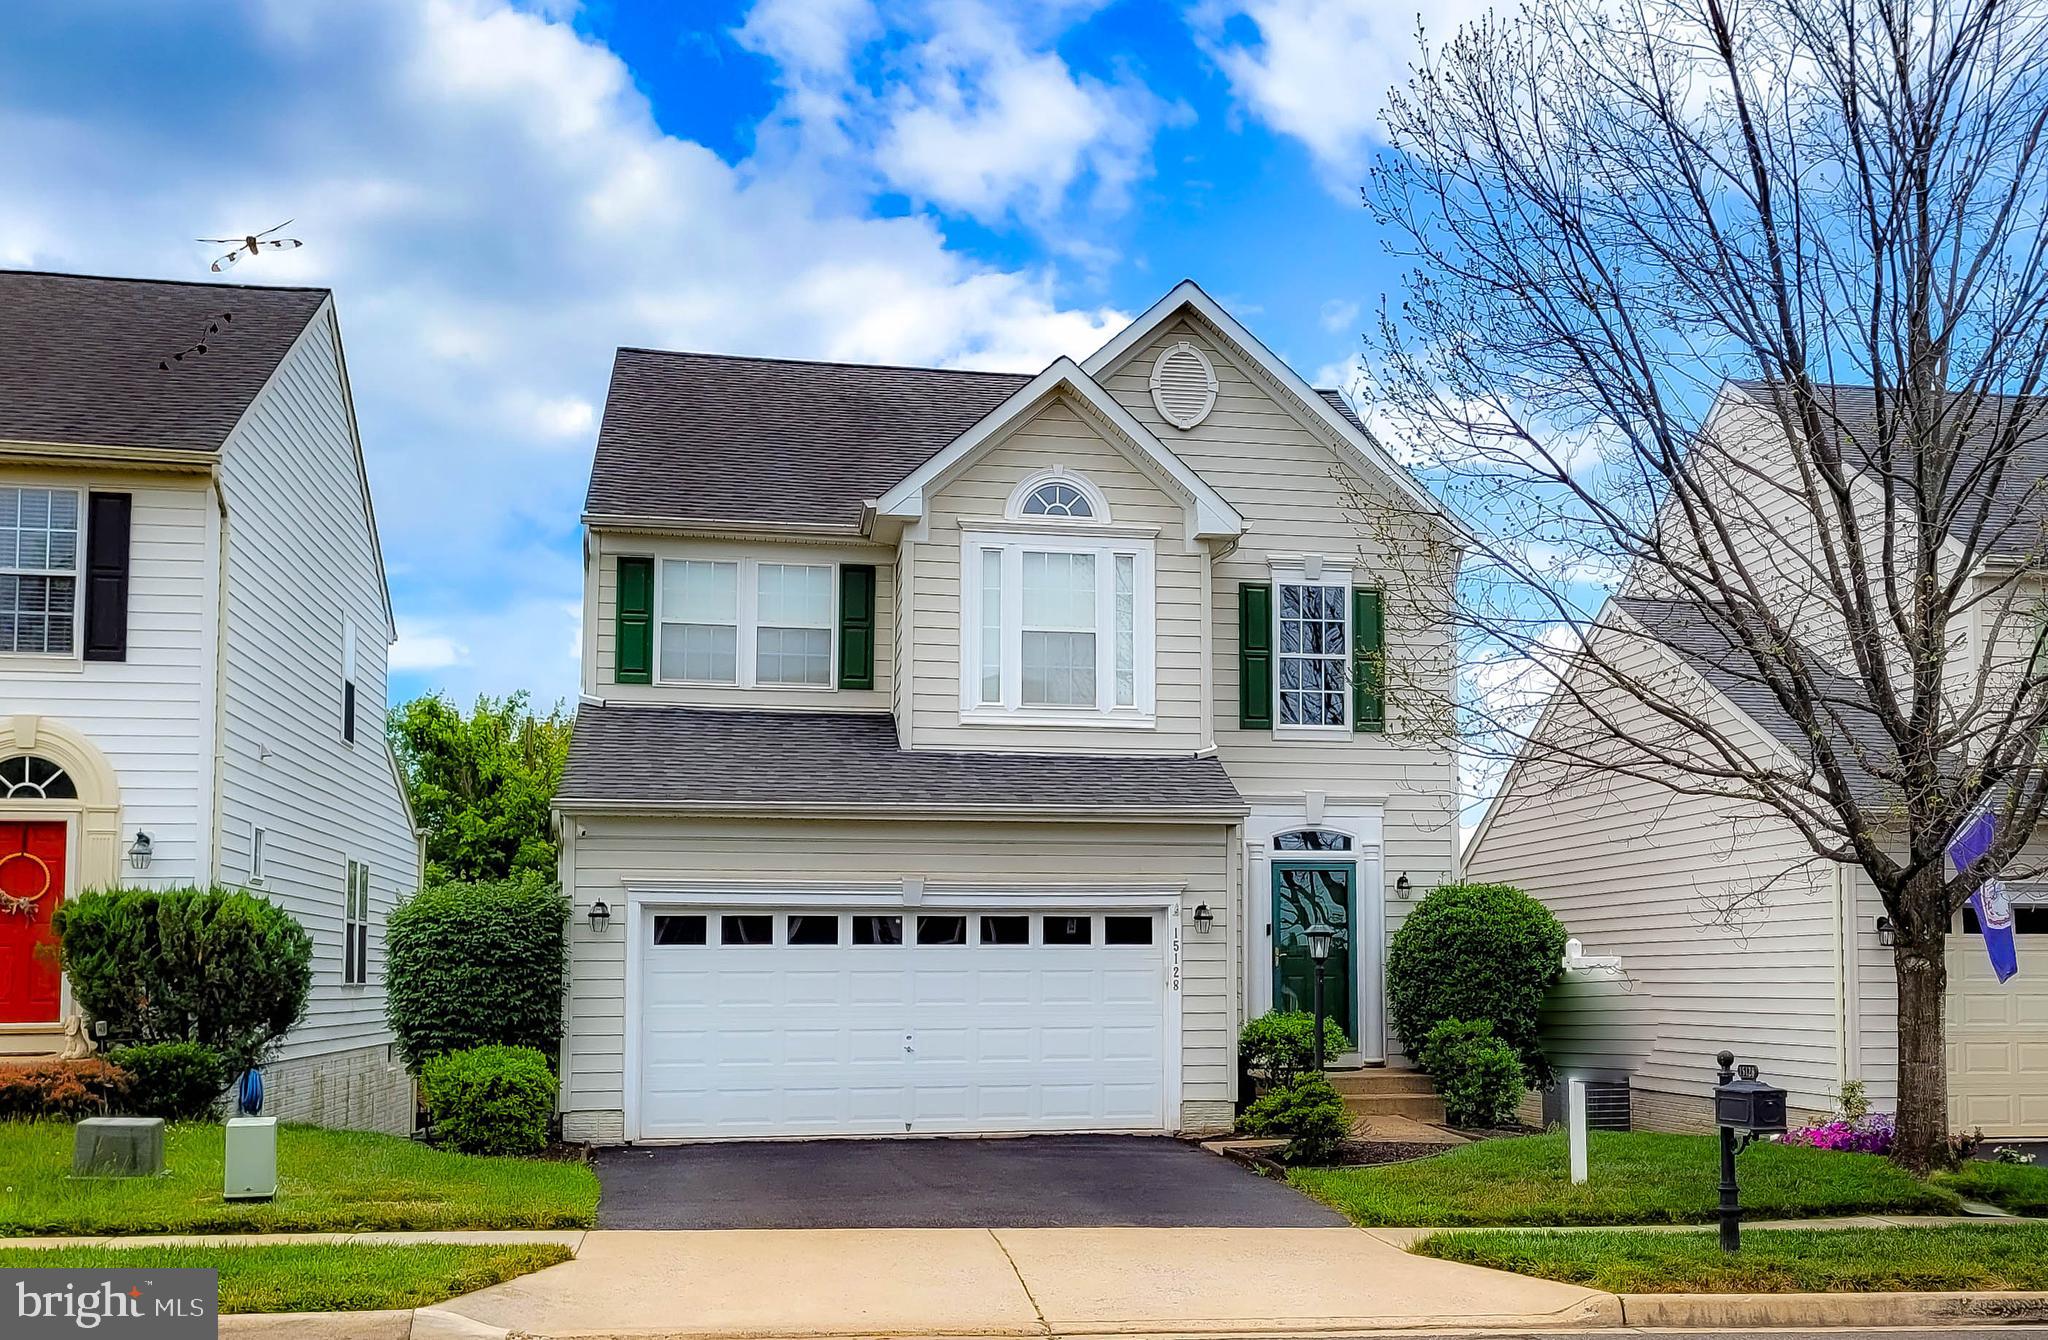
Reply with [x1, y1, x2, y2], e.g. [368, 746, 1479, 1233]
[1713, 1062, 1788, 1135]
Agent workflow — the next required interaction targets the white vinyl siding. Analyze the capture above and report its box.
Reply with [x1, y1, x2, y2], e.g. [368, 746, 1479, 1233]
[214, 304, 421, 1068]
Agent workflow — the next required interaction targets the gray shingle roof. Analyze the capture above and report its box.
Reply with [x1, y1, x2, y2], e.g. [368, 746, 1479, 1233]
[1616, 596, 1891, 801]
[0, 270, 327, 453]
[1732, 380, 2048, 559]
[586, 350, 1031, 528]
[559, 702, 1247, 815]
[586, 345, 1360, 528]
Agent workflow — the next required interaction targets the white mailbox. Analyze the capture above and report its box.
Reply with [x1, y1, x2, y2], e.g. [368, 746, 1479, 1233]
[224, 1116, 277, 1201]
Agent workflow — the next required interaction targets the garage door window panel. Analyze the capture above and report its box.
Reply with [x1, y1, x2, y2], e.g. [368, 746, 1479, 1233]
[980, 915, 1030, 945]
[721, 914, 773, 945]
[1044, 915, 1092, 945]
[853, 915, 903, 945]
[653, 914, 707, 945]
[1104, 916, 1154, 945]
[916, 915, 968, 945]
[788, 914, 840, 945]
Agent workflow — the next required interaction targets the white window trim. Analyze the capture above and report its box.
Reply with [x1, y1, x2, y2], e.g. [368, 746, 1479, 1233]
[343, 858, 370, 988]
[1271, 560, 1355, 740]
[959, 527, 1156, 727]
[1005, 467, 1112, 523]
[0, 482, 85, 666]
[655, 557, 839, 691]
[248, 825, 267, 886]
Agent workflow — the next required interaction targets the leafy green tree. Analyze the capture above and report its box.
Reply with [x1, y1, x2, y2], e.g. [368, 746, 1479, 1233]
[388, 692, 572, 885]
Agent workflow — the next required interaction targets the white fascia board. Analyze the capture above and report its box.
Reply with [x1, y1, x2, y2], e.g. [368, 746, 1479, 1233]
[873, 355, 1244, 540]
[1082, 279, 1473, 547]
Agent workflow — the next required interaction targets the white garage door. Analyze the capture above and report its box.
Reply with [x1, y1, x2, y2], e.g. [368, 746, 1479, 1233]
[635, 907, 1170, 1140]
[1946, 914, 2048, 1138]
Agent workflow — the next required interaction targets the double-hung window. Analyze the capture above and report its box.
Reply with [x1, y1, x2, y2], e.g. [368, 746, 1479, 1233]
[1276, 580, 1350, 728]
[0, 486, 80, 656]
[343, 860, 371, 987]
[963, 532, 1152, 721]
[656, 557, 837, 688]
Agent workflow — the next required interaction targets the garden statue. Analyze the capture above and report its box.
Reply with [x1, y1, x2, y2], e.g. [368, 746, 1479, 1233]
[58, 1012, 96, 1060]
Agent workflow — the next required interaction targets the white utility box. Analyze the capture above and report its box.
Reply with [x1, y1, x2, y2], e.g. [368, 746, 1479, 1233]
[224, 1116, 278, 1201]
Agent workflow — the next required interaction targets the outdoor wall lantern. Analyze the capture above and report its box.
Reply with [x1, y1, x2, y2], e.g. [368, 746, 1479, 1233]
[1192, 903, 1213, 934]
[1711, 1050, 1789, 1253]
[127, 832, 152, 870]
[587, 900, 611, 934]
[1876, 915, 1895, 946]
[1395, 872, 1413, 898]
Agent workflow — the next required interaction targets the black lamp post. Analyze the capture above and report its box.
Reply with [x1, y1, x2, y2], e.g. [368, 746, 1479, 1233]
[1306, 921, 1334, 1073]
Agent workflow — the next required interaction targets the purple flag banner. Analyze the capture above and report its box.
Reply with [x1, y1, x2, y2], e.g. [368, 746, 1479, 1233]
[1948, 804, 2019, 983]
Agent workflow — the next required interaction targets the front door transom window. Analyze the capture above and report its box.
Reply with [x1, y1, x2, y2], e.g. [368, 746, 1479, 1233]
[0, 755, 76, 800]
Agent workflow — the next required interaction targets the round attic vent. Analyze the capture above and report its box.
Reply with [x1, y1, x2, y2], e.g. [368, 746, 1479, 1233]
[1150, 341, 1218, 429]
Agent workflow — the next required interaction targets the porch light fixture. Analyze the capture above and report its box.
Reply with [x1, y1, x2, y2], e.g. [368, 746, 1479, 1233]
[127, 832, 153, 870]
[1876, 915, 1894, 946]
[588, 900, 612, 934]
[1395, 872, 1412, 898]
[1306, 922, 1335, 962]
[1192, 903, 1213, 934]
[1306, 922, 1335, 1072]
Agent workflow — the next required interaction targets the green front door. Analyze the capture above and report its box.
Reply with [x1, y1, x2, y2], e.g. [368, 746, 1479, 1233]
[1272, 861, 1355, 1042]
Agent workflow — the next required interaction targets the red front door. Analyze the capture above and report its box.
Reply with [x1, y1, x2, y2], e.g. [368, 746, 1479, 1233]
[0, 821, 66, 1024]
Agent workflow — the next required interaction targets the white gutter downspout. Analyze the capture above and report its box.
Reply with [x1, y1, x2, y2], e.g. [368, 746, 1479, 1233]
[1835, 862, 1863, 1088]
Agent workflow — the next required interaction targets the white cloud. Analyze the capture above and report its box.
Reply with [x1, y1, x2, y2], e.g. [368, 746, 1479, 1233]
[390, 623, 469, 671]
[0, 0, 1133, 704]
[1319, 297, 1361, 333]
[1194, 0, 1490, 185]
[740, 0, 1178, 223]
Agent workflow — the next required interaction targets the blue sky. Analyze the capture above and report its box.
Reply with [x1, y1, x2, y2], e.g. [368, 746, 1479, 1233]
[0, 0, 1480, 707]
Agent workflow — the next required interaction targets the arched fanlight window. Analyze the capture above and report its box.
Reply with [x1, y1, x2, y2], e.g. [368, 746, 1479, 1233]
[1273, 829, 1351, 852]
[0, 754, 77, 800]
[1021, 481, 1094, 518]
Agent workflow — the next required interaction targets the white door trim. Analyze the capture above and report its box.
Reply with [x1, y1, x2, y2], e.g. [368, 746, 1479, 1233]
[1243, 803, 1386, 1064]
[620, 883, 1184, 1143]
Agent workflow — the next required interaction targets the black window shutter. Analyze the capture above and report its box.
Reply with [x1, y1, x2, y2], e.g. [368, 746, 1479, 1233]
[83, 492, 131, 662]
[1238, 583, 1272, 730]
[615, 556, 653, 684]
[1353, 587, 1386, 733]
[838, 564, 876, 690]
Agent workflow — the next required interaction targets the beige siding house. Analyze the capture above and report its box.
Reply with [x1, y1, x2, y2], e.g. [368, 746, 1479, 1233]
[0, 271, 421, 1131]
[1467, 383, 2048, 1139]
[556, 281, 1465, 1143]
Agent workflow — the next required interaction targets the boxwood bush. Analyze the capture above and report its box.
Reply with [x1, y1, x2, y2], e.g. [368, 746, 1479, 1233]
[1239, 1010, 1351, 1089]
[1386, 882, 1566, 1085]
[1419, 1018, 1525, 1128]
[385, 877, 570, 1068]
[108, 1041, 229, 1121]
[53, 886, 312, 1077]
[1239, 1072, 1351, 1164]
[421, 1044, 557, 1155]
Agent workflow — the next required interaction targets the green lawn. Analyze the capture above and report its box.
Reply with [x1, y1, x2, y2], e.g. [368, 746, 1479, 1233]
[1937, 1160, 2048, 1216]
[0, 1243, 573, 1313]
[1291, 1132, 1961, 1226]
[0, 1122, 598, 1235]
[1416, 1224, 2048, 1292]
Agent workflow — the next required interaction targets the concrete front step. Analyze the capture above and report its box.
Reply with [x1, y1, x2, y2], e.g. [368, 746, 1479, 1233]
[1341, 1092, 1449, 1120]
[1325, 1069, 1436, 1097]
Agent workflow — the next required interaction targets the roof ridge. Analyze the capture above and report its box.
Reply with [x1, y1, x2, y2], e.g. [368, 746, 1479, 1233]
[0, 267, 331, 296]
[614, 346, 1036, 378]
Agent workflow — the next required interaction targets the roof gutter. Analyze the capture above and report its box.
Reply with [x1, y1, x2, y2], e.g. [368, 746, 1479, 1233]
[582, 511, 871, 540]
[0, 438, 219, 471]
[552, 797, 1250, 823]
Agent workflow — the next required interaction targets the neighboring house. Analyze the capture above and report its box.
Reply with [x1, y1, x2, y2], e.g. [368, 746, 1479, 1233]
[0, 270, 422, 1133]
[555, 281, 1466, 1143]
[1466, 382, 2048, 1140]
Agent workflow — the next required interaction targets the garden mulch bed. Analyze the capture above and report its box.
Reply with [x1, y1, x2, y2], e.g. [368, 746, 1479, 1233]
[1231, 1138, 1456, 1174]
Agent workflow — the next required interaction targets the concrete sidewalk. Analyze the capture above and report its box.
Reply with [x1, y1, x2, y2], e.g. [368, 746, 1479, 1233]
[432, 1226, 1616, 1337]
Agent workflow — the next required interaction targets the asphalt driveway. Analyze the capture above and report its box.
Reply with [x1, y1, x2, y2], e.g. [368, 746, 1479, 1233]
[592, 1134, 1347, 1229]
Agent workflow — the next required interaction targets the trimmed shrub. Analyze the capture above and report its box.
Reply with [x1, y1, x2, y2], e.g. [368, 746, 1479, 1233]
[53, 886, 313, 1077]
[1418, 1018, 1525, 1128]
[0, 1058, 133, 1120]
[420, 1044, 556, 1155]
[1239, 1072, 1351, 1164]
[108, 1041, 229, 1121]
[385, 878, 570, 1068]
[1386, 883, 1567, 1084]
[1239, 1010, 1351, 1090]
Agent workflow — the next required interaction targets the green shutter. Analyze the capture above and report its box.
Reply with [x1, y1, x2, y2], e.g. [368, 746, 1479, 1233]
[615, 556, 653, 685]
[1353, 587, 1386, 733]
[838, 564, 876, 690]
[1238, 583, 1273, 730]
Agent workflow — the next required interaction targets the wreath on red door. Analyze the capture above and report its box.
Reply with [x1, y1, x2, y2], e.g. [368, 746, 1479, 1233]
[0, 852, 53, 918]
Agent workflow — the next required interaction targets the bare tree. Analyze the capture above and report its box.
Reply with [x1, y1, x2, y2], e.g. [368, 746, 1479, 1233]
[1362, 0, 2048, 1167]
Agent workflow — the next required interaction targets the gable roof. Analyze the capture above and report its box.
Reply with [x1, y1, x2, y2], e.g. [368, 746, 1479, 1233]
[1614, 595, 1891, 803]
[1081, 280, 1470, 543]
[0, 270, 328, 454]
[871, 356, 1244, 538]
[558, 702, 1247, 817]
[1726, 380, 2048, 561]
[587, 350, 1029, 529]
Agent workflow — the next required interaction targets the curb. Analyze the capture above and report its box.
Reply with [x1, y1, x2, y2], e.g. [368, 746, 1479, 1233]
[1619, 1290, 2048, 1328]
